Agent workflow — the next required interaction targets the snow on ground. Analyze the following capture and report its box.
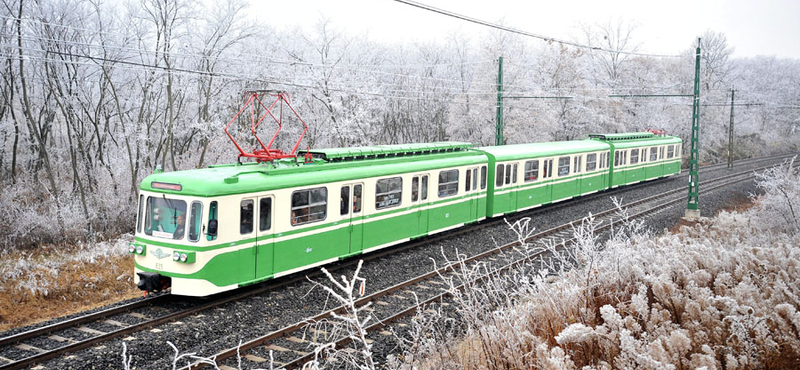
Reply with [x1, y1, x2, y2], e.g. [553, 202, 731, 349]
[0, 234, 132, 296]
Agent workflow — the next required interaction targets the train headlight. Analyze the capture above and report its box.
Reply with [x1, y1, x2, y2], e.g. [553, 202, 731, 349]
[173, 252, 180, 261]
[180, 253, 188, 262]
[129, 244, 136, 253]
[136, 245, 144, 254]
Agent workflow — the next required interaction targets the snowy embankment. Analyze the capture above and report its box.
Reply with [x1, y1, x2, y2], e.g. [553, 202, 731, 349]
[0, 235, 132, 296]
[388, 159, 800, 370]
[0, 234, 134, 331]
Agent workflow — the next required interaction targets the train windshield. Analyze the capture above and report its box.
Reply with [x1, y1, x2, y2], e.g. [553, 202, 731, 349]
[144, 196, 187, 240]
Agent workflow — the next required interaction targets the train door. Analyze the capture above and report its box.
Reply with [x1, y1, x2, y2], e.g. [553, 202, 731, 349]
[411, 174, 430, 236]
[341, 183, 364, 255]
[465, 167, 480, 220]
[255, 195, 275, 279]
[506, 163, 519, 211]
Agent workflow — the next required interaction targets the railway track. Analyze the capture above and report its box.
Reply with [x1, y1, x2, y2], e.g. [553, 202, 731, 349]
[182, 156, 796, 370]
[0, 153, 793, 370]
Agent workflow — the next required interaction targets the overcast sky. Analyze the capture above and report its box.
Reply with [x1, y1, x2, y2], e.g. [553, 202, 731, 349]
[253, 0, 800, 59]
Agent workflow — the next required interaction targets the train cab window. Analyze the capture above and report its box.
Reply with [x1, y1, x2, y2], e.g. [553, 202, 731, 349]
[512, 163, 518, 183]
[524, 160, 538, 182]
[505, 164, 512, 185]
[188, 201, 202, 242]
[480, 166, 487, 190]
[341, 186, 351, 215]
[650, 147, 658, 161]
[144, 196, 187, 240]
[292, 187, 328, 225]
[136, 194, 144, 233]
[412, 177, 420, 201]
[574, 156, 582, 174]
[438, 170, 459, 198]
[558, 156, 570, 177]
[586, 154, 597, 171]
[472, 168, 478, 190]
[353, 185, 363, 212]
[631, 149, 639, 165]
[207, 201, 218, 241]
[260, 198, 272, 231]
[421, 176, 428, 200]
[667, 145, 675, 158]
[465, 170, 472, 192]
[376, 178, 402, 209]
[496, 164, 504, 187]
[240, 200, 254, 234]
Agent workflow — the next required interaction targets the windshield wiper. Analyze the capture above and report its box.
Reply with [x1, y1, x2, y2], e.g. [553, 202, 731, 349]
[162, 194, 176, 224]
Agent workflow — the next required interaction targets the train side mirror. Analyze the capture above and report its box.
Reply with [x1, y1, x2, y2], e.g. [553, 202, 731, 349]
[208, 220, 218, 236]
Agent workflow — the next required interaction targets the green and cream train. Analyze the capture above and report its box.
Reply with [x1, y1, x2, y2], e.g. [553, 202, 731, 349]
[131, 132, 682, 296]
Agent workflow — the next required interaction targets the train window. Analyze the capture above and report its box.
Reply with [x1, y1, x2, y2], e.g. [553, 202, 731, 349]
[631, 149, 639, 165]
[472, 168, 478, 190]
[240, 200, 254, 235]
[353, 185, 363, 213]
[292, 187, 328, 225]
[207, 201, 218, 241]
[144, 196, 187, 240]
[505, 164, 512, 185]
[188, 201, 202, 242]
[512, 163, 518, 183]
[421, 176, 428, 200]
[465, 170, 472, 192]
[376, 178, 402, 210]
[586, 154, 597, 171]
[605, 151, 610, 168]
[650, 147, 658, 161]
[614, 151, 620, 166]
[641, 148, 648, 162]
[667, 145, 675, 158]
[574, 156, 582, 174]
[260, 198, 272, 231]
[496, 164, 504, 187]
[598, 153, 604, 169]
[412, 177, 420, 201]
[341, 186, 351, 215]
[542, 159, 553, 179]
[480, 166, 487, 190]
[558, 157, 570, 177]
[659, 146, 665, 159]
[438, 170, 459, 198]
[524, 160, 539, 182]
[136, 194, 144, 233]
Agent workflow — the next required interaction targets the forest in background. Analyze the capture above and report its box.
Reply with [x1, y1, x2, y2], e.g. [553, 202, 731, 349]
[1, 0, 799, 249]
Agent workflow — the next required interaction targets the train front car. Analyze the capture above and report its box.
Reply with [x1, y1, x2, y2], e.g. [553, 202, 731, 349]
[131, 165, 247, 297]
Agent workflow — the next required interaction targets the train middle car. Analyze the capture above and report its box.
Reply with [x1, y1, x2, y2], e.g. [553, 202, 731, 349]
[131, 133, 682, 297]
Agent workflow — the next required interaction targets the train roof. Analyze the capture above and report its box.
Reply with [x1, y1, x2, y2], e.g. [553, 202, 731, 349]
[140, 149, 486, 197]
[600, 135, 682, 149]
[478, 140, 610, 161]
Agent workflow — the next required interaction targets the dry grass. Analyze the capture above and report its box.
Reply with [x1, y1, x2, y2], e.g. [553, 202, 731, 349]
[0, 250, 138, 332]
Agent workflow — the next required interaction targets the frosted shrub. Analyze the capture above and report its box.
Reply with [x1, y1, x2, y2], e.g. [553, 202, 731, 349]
[753, 156, 800, 234]
[393, 185, 800, 369]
